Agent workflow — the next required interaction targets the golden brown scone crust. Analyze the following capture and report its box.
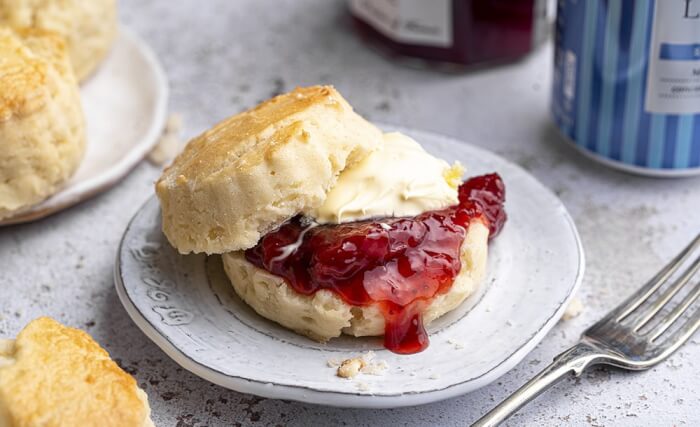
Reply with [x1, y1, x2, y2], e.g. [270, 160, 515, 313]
[222, 220, 489, 342]
[0, 0, 118, 81]
[156, 85, 382, 254]
[0, 27, 85, 219]
[0, 317, 153, 427]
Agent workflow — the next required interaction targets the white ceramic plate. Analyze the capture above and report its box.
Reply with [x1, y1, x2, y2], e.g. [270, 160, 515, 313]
[0, 27, 168, 225]
[115, 127, 584, 408]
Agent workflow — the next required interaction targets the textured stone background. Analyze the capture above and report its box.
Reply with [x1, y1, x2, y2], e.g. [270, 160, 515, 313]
[1, 1, 699, 426]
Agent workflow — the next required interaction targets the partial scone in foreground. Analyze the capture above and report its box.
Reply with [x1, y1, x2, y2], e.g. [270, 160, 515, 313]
[0, 0, 118, 81]
[156, 85, 507, 354]
[0, 317, 153, 427]
[0, 27, 85, 220]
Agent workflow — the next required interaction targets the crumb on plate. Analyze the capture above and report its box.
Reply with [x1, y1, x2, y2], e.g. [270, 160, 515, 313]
[447, 338, 465, 350]
[334, 351, 388, 379]
[356, 382, 370, 391]
[337, 357, 365, 379]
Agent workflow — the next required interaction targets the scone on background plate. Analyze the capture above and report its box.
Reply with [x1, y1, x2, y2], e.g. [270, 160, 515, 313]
[156, 85, 507, 354]
[0, 26, 85, 220]
[0, 317, 153, 427]
[0, 0, 118, 81]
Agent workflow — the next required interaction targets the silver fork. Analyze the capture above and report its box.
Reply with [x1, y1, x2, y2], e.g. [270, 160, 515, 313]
[473, 233, 700, 426]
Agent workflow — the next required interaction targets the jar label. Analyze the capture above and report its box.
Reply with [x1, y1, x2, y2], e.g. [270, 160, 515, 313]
[349, 0, 453, 47]
[645, 1, 700, 114]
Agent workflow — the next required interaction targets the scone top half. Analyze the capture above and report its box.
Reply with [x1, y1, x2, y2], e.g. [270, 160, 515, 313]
[156, 85, 383, 254]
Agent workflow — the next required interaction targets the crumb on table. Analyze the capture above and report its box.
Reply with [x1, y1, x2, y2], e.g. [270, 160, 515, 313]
[148, 113, 184, 166]
[562, 297, 584, 321]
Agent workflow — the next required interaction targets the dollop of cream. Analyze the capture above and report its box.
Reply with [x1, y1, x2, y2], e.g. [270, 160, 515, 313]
[312, 132, 463, 224]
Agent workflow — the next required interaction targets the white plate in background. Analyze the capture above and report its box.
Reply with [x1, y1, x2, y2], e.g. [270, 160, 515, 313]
[1, 27, 168, 226]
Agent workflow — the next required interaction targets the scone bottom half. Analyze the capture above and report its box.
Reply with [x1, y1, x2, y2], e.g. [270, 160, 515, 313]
[156, 85, 383, 255]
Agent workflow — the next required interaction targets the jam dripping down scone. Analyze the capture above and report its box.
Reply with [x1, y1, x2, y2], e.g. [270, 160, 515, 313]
[157, 85, 507, 354]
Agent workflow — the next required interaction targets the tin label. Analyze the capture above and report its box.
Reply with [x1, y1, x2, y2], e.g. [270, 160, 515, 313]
[645, 0, 700, 114]
[349, 0, 453, 47]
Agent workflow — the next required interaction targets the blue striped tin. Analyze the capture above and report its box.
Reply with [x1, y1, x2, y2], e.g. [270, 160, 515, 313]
[552, 0, 700, 176]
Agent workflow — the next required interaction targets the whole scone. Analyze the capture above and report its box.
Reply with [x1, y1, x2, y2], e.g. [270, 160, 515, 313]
[222, 220, 489, 341]
[0, 27, 85, 220]
[0, 0, 118, 81]
[156, 85, 383, 255]
[0, 317, 153, 427]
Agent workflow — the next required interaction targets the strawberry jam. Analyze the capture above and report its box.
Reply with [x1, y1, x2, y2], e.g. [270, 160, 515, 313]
[245, 174, 506, 354]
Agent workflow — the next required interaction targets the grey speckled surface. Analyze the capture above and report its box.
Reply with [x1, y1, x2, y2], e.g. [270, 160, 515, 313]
[1, 1, 699, 426]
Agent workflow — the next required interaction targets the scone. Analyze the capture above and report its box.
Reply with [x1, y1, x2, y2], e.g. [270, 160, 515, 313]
[156, 85, 507, 354]
[0, 27, 85, 220]
[0, 0, 118, 81]
[156, 85, 383, 254]
[0, 317, 153, 427]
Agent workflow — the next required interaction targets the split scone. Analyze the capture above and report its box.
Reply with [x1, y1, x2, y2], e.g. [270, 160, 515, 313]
[0, 0, 118, 81]
[0, 27, 85, 220]
[0, 317, 153, 427]
[156, 85, 507, 354]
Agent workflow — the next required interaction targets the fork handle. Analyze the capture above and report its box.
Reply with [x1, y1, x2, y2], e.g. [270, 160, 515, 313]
[472, 342, 601, 427]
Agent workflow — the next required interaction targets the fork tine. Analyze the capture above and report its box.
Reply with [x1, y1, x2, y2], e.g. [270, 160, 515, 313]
[649, 281, 700, 342]
[630, 254, 700, 331]
[617, 233, 700, 322]
[653, 306, 700, 358]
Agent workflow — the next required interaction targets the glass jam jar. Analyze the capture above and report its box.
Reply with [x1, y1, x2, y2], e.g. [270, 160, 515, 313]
[349, 0, 548, 67]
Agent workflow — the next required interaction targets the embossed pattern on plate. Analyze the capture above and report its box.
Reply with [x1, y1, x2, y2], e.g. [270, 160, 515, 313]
[115, 127, 585, 408]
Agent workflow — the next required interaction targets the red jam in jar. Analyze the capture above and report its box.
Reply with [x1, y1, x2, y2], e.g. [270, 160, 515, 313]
[245, 174, 506, 354]
[349, 0, 548, 67]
